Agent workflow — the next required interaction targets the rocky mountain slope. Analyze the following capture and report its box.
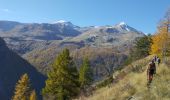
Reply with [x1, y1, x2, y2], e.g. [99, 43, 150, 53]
[0, 20, 144, 55]
[70, 22, 144, 47]
[0, 20, 80, 40]
[0, 37, 45, 100]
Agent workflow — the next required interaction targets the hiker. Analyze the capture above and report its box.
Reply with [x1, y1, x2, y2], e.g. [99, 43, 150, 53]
[157, 57, 161, 66]
[147, 60, 156, 85]
[154, 56, 157, 62]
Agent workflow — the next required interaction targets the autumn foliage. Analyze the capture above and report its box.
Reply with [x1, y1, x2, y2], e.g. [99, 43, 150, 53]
[151, 21, 170, 57]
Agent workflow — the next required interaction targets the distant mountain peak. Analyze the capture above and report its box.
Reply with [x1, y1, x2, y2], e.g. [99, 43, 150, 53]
[115, 21, 131, 31]
[54, 20, 69, 23]
[118, 21, 127, 26]
[50, 20, 80, 28]
[51, 20, 71, 24]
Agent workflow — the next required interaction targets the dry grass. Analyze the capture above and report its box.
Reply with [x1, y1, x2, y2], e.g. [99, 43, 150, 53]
[81, 56, 170, 100]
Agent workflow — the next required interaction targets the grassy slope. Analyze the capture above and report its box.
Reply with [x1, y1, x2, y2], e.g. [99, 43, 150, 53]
[83, 56, 170, 100]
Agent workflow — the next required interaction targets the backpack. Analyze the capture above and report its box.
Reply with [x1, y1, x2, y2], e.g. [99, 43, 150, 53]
[157, 58, 161, 63]
[149, 62, 156, 74]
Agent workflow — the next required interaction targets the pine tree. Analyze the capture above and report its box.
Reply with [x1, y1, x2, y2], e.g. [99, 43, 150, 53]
[134, 35, 152, 58]
[125, 35, 152, 65]
[29, 90, 37, 100]
[12, 73, 31, 100]
[79, 57, 93, 89]
[42, 48, 79, 100]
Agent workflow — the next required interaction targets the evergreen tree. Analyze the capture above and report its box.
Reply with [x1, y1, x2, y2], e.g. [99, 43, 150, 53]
[124, 35, 152, 65]
[134, 35, 152, 58]
[79, 57, 93, 89]
[12, 73, 31, 100]
[125, 35, 152, 65]
[29, 90, 37, 100]
[42, 48, 79, 100]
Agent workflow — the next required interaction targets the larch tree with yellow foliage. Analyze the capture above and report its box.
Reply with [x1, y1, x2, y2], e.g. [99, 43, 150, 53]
[151, 8, 170, 58]
[12, 74, 31, 100]
[12, 73, 37, 100]
[29, 90, 37, 100]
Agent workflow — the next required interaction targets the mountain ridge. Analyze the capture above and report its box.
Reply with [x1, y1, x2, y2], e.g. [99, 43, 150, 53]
[0, 20, 144, 55]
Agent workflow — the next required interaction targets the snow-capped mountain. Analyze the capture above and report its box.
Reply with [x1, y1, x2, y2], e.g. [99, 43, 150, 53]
[52, 20, 68, 23]
[0, 20, 143, 41]
[0, 20, 81, 41]
[51, 20, 80, 29]
[114, 22, 142, 33]
[115, 22, 131, 31]
[0, 20, 144, 54]
[70, 22, 144, 46]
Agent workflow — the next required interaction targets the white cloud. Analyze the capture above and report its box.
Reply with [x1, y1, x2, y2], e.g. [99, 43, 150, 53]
[1, 9, 10, 12]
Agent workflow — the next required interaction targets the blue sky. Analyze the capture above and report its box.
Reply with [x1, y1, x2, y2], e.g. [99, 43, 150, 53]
[0, 0, 169, 33]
